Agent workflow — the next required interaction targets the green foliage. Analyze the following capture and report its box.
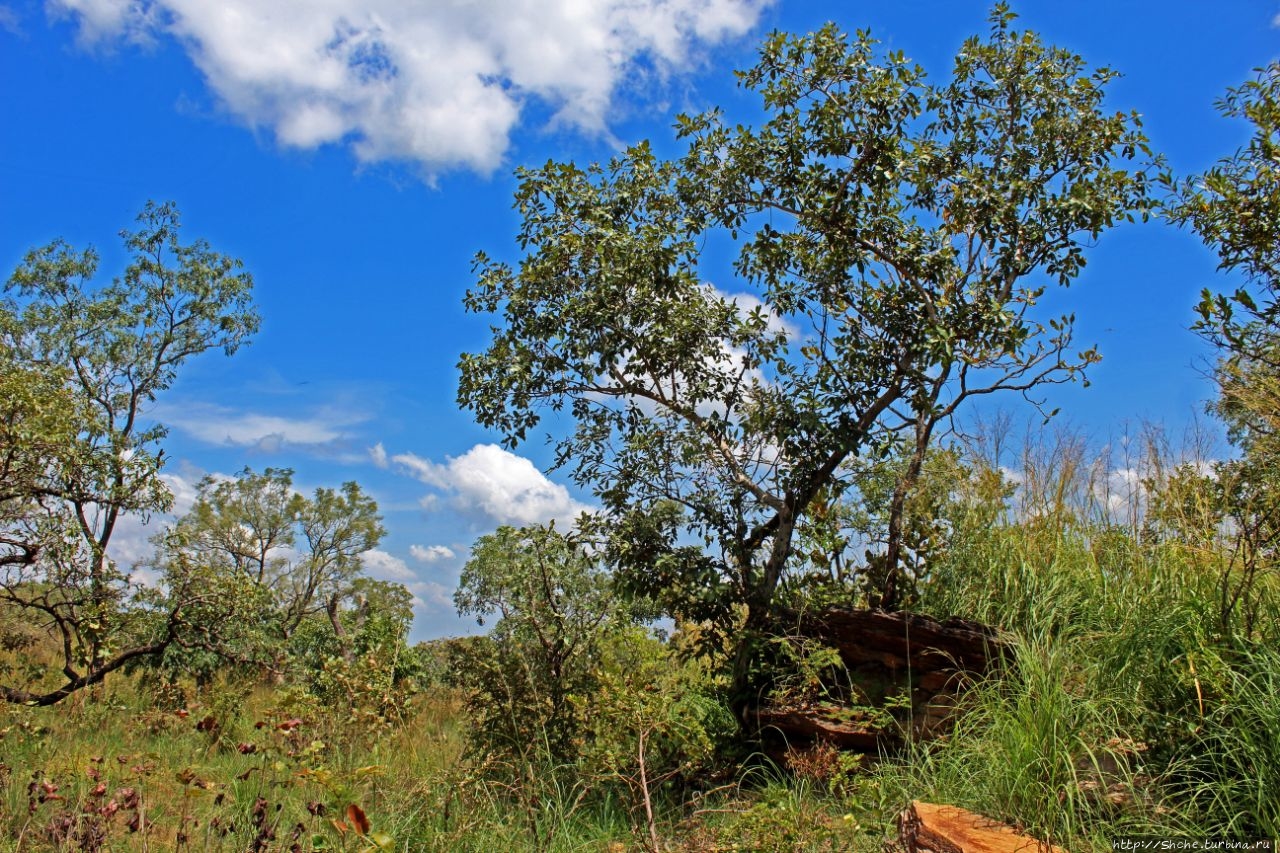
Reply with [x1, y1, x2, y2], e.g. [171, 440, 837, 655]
[450, 523, 636, 768]
[786, 446, 1014, 611]
[892, 422, 1280, 840]
[693, 768, 870, 852]
[302, 580, 425, 732]
[156, 466, 386, 679]
[459, 7, 1153, 697]
[446, 524, 741, 849]
[1167, 64, 1280, 630]
[0, 201, 259, 705]
[1176, 643, 1280, 833]
[759, 634, 847, 707]
[883, 636, 1176, 846]
[135, 558, 277, 686]
[1169, 63, 1280, 362]
[579, 628, 736, 843]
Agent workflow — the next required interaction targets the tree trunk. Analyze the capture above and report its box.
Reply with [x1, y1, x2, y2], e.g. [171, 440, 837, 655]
[327, 594, 353, 661]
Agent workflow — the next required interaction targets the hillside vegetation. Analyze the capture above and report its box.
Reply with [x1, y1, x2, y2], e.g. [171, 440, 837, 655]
[3, 5, 1279, 851]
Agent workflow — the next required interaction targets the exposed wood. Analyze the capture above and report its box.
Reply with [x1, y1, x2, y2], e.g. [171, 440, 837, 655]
[899, 801, 1067, 853]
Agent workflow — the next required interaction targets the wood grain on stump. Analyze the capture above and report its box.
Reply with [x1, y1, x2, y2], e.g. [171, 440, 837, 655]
[899, 801, 1067, 853]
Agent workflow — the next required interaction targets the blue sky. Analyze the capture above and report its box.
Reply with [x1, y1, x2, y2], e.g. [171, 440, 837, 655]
[2, 0, 1277, 638]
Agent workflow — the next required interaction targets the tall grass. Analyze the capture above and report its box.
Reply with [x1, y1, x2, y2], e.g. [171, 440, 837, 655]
[4, 420, 1279, 850]
[877, 420, 1280, 844]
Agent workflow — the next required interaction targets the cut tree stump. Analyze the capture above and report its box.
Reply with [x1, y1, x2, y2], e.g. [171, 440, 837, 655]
[898, 801, 1067, 853]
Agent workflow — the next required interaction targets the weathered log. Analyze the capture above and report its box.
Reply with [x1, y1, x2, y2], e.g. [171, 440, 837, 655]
[899, 801, 1067, 853]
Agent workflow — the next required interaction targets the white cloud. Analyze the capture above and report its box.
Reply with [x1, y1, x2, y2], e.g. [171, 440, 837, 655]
[369, 442, 389, 469]
[52, 0, 159, 44]
[109, 511, 158, 569]
[50, 0, 769, 177]
[1100, 466, 1144, 517]
[392, 450, 446, 487]
[159, 469, 202, 516]
[408, 579, 454, 612]
[360, 548, 416, 581]
[0, 5, 23, 35]
[392, 443, 591, 526]
[410, 544, 455, 563]
[717, 286, 798, 341]
[157, 402, 368, 451]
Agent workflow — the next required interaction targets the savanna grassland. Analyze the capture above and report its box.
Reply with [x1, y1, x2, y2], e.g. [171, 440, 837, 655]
[4, 5, 1280, 851]
[3, 422, 1280, 852]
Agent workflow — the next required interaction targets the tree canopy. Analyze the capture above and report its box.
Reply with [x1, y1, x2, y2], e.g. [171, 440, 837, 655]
[1168, 62, 1280, 614]
[0, 201, 259, 704]
[159, 466, 385, 657]
[459, 6, 1152, 691]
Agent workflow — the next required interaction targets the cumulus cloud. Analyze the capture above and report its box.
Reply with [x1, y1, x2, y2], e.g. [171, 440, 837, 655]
[157, 401, 368, 452]
[369, 442, 389, 469]
[408, 579, 454, 612]
[360, 548, 416, 582]
[50, 0, 769, 177]
[159, 469, 203, 516]
[392, 443, 591, 526]
[410, 544, 456, 563]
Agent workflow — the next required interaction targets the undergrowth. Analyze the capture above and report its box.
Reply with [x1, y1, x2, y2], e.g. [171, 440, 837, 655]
[3, 430, 1279, 850]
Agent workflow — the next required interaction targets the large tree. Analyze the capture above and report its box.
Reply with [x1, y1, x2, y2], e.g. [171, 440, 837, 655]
[459, 7, 1151, 694]
[1168, 62, 1280, 622]
[0, 202, 259, 704]
[158, 467, 385, 664]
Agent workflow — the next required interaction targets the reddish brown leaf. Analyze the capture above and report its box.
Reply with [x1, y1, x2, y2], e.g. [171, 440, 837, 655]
[346, 803, 370, 836]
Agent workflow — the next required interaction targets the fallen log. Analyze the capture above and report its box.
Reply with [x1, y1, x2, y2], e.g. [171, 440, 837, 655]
[898, 801, 1067, 853]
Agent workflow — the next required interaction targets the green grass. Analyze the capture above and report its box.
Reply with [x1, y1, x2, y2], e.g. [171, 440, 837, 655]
[4, 440, 1280, 850]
